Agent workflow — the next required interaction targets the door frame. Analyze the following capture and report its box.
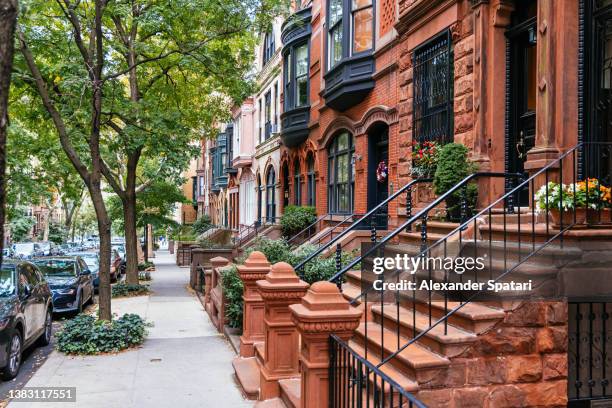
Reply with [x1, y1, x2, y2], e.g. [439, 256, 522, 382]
[366, 124, 389, 230]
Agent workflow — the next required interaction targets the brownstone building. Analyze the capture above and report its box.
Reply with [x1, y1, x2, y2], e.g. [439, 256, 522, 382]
[231, 0, 612, 407]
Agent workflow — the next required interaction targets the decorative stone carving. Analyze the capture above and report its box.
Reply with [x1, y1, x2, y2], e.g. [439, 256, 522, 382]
[290, 282, 362, 408]
[256, 262, 309, 399]
[238, 251, 272, 357]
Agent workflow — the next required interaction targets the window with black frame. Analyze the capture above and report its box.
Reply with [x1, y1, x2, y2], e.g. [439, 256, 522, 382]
[264, 91, 272, 140]
[327, 0, 373, 69]
[307, 154, 316, 206]
[328, 132, 354, 214]
[284, 43, 310, 110]
[412, 30, 454, 144]
[293, 158, 301, 205]
[263, 30, 275, 65]
[266, 167, 276, 222]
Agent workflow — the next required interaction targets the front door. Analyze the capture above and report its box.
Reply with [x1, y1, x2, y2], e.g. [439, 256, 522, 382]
[367, 127, 389, 230]
[507, 2, 537, 206]
[587, 1, 612, 184]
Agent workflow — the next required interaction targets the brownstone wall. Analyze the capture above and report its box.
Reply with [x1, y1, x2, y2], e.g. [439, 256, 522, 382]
[417, 301, 568, 408]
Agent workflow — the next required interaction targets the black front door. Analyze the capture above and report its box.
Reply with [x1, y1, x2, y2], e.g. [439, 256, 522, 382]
[587, 1, 612, 185]
[507, 2, 537, 206]
[367, 127, 389, 229]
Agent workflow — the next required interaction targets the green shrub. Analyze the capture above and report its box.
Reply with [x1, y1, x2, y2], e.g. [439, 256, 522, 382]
[239, 237, 294, 265]
[433, 143, 478, 221]
[111, 283, 150, 298]
[280, 206, 317, 238]
[138, 261, 154, 271]
[192, 215, 212, 235]
[220, 265, 243, 330]
[56, 313, 150, 354]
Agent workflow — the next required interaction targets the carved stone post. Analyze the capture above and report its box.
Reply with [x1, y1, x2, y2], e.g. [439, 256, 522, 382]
[190, 247, 205, 289]
[290, 282, 362, 408]
[209, 256, 230, 332]
[238, 251, 271, 357]
[257, 262, 309, 400]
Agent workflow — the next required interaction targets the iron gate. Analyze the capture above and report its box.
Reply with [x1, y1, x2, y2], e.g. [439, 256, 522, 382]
[569, 302, 612, 406]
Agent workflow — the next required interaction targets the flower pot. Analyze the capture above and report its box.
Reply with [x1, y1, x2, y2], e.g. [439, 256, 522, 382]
[588, 208, 612, 225]
[549, 208, 586, 228]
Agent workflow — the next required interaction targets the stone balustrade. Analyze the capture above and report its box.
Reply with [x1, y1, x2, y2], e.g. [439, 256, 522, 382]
[207, 256, 230, 333]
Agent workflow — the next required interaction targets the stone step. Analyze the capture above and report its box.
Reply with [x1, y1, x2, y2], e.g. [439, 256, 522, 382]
[341, 281, 363, 305]
[411, 300, 504, 335]
[478, 223, 612, 245]
[344, 270, 504, 333]
[279, 378, 300, 408]
[461, 239, 582, 266]
[346, 340, 419, 394]
[254, 398, 287, 408]
[352, 322, 449, 383]
[398, 231, 448, 246]
[371, 304, 477, 358]
[413, 220, 460, 235]
[232, 356, 260, 400]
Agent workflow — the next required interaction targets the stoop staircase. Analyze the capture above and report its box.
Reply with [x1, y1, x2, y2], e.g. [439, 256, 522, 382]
[238, 142, 612, 407]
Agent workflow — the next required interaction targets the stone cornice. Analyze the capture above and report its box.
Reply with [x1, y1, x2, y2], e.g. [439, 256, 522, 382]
[291, 318, 361, 334]
[396, 0, 457, 36]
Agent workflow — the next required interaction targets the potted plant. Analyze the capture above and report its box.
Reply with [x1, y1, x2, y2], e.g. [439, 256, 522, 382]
[535, 182, 588, 226]
[411, 140, 440, 178]
[433, 143, 478, 222]
[576, 178, 612, 224]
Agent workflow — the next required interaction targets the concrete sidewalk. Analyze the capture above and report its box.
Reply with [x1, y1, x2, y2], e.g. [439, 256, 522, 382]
[9, 251, 250, 408]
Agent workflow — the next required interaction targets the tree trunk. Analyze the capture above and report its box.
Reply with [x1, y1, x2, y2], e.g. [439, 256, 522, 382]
[0, 0, 18, 267]
[122, 193, 139, 284]
[89, 183, 111, 321]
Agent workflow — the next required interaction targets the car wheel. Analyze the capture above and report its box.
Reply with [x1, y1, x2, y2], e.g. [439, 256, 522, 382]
[37, 309, 52, 346]
[1, 332, 22, 380]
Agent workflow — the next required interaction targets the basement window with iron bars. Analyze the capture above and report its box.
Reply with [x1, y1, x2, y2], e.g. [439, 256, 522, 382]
[412, 29, 454, 144]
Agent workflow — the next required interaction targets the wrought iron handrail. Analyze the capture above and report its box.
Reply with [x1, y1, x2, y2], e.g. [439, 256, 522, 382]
[327, 172, 523, 284]
[366, 142, 610, 369]
[234, 221, 261, 247]
[295, 178, 433, 273]
[311, 212, 362, 247]
[287, 214, 330, 245]
[329, 334, 426, 408]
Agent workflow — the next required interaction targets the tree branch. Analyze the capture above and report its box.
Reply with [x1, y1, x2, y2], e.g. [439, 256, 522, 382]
[18, 29, 91, 185]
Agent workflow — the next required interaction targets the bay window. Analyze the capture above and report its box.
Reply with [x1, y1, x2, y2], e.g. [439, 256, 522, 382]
[327, 0, 373, 69]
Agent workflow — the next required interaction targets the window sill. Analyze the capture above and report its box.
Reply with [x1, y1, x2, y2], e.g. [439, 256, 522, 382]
[323, 53, 375, 111]
[280, 105, 310, 148]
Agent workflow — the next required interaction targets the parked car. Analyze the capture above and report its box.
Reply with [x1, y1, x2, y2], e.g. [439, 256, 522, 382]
[67, 252, 100, 291]
[0, 260, 53, 380]
[12, 243, 42, 259]
[31, 257, 93, 314]
[37, 242, 60, 256]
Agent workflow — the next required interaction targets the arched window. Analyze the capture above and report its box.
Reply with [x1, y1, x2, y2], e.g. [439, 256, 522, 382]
[293, 158, 301, 205]
[266, 167, 276, 223]
[263, 30, 275, 66]
[307, 154, 316, 207]
[328, 132, 354, 214]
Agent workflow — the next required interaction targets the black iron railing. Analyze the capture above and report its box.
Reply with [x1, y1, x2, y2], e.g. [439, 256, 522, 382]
[348, 142, 612, 373]
[329, 334, 425, 408]
[294, 178, 434, 276]
[287, 214, 329, 246]
[327, 172, 523, 284]
[234, 221, 261, 248]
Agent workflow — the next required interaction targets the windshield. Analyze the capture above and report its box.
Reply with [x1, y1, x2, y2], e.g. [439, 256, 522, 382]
[33, 260, 77, 277]
[82, 257, 99, 269]
[14, 243, 33, 253]
[0, 268, 15, 297]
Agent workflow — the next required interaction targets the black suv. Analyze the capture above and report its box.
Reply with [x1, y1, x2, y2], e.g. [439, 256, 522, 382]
[32, 257, 94, 314]
[0, 260, 53, 380]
